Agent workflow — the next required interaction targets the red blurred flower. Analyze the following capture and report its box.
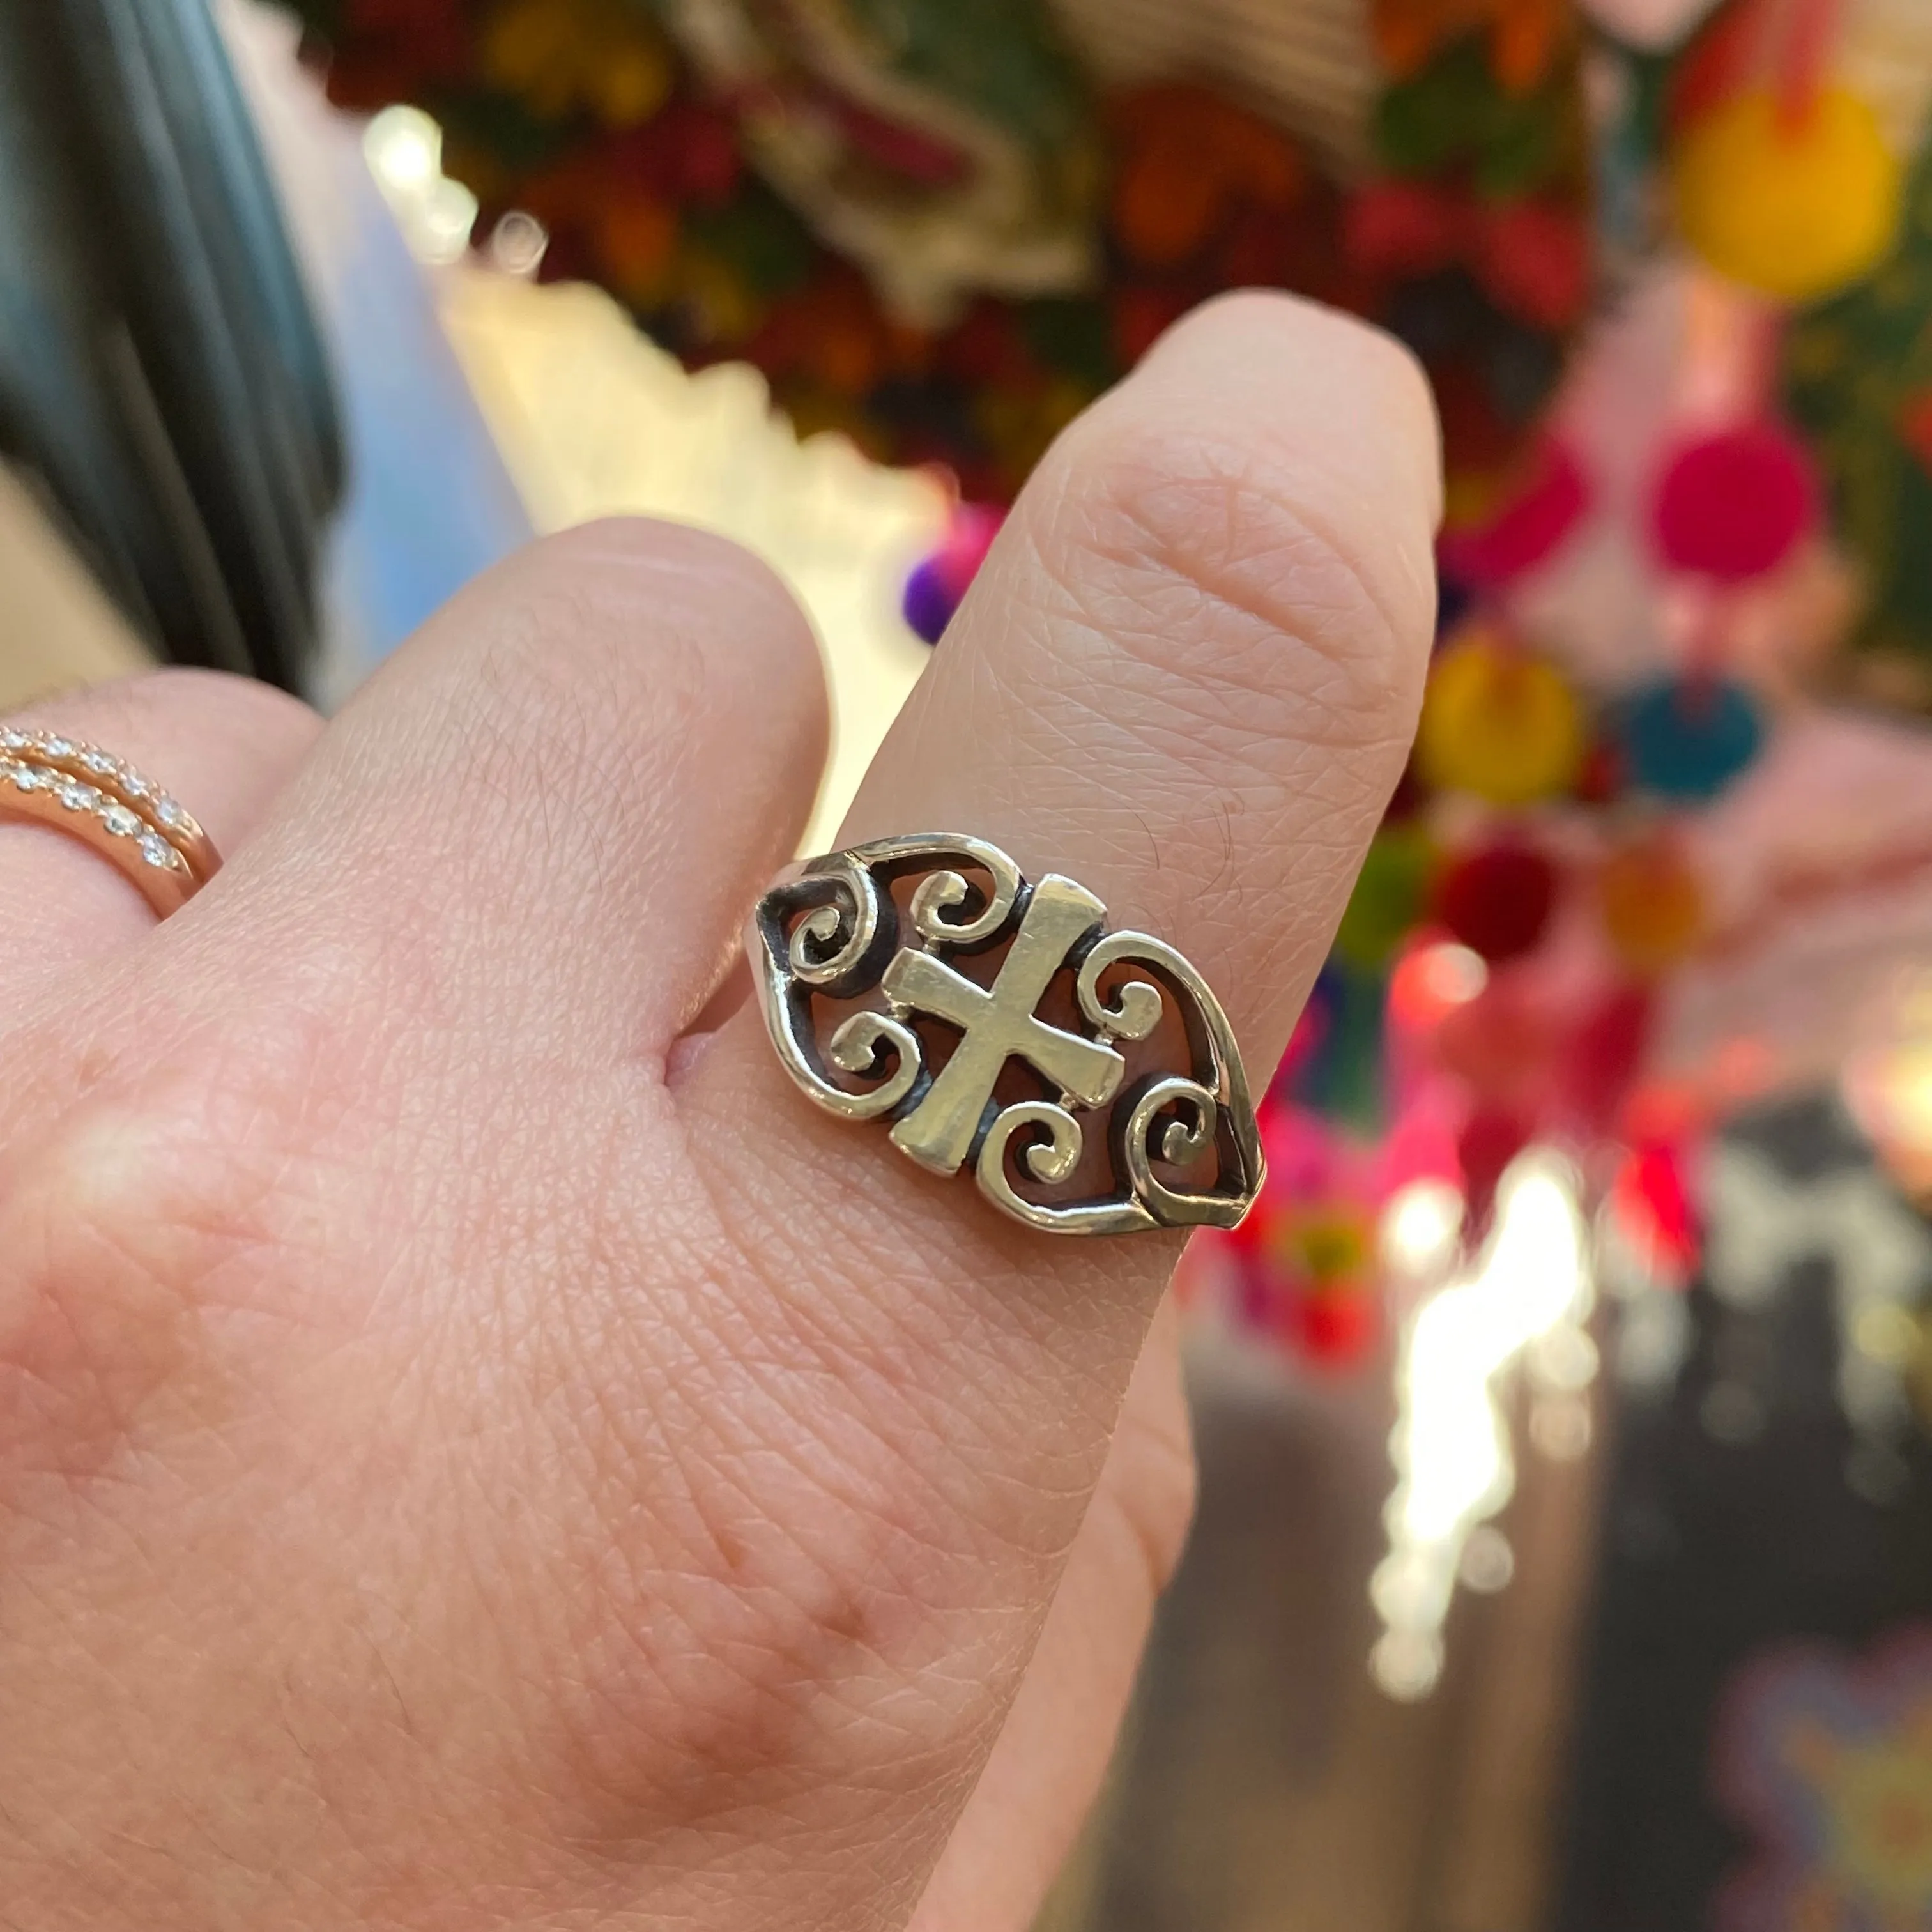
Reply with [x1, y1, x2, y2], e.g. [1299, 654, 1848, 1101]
[342, 0, 469, 80]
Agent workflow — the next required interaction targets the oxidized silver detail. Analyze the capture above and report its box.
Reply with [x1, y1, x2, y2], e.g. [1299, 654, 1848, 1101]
[749, 834, 1264, 1236]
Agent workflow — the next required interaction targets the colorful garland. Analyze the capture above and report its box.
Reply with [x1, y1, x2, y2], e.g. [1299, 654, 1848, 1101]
[293, 0, 1591, 502]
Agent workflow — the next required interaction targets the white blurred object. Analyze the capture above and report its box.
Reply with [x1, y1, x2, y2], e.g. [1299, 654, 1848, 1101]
[1660, 710, 1932, 1100]
[1372, 1151, 1593, 1700]
[1052, 0, 1376, 177]
[362, 105, 478, 264]
[1576, 0, 1720, 50]
[1703, 1134, 1932, 1437]
[1381, 1178, 1467, 1281]
[436, 270, 945, 850]
[661, 0, 1096, 326]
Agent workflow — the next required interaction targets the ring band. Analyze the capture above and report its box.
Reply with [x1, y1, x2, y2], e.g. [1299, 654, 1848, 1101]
[0, 726, 220, 917]
[750, 834, 1263, 1236]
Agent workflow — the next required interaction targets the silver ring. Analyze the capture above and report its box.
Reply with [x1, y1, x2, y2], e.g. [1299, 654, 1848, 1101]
[749, 834, 1264, 1236]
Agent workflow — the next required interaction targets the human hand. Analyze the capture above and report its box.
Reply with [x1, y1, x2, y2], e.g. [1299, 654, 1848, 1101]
[0, 294, 1437, 1931]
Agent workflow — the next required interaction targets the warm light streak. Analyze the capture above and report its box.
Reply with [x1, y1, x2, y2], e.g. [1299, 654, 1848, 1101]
[1371, 1149, 1593, 1700]
[1380, 1178, 1466, 1280]
[363, 105, 478, 264]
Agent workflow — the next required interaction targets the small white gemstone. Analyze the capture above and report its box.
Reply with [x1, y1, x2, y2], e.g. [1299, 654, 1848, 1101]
[0, 729, 25, 752]
[137, 832, 175, 869]
[119, 769, 149, 798]
[154, 796, 187, 829]
[102, 804, 141, 837]
[10, 763, 45, 790]
[41, 735, 73, 758]
[79, 747, 116, 774]
[57, 781, 99, 812]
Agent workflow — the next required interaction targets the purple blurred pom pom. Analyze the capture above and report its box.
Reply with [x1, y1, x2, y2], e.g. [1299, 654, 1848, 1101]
[901, 556, 957, 645]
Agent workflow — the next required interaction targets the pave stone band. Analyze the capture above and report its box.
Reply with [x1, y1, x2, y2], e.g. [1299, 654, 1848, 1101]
[749, 834, 1264, 1236]
[0, 726, 220, 917]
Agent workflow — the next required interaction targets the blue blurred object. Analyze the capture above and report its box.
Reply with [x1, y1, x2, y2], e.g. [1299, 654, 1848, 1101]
[284, 130, 529, 691]
[1618, 673, 1765, 802]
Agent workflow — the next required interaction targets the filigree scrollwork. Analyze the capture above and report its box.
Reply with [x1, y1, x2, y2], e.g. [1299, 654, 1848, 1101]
[749, 835, 1263, 1237]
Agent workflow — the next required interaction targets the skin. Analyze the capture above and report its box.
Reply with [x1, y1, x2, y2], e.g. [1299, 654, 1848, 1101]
[0, 293, 1438, 1931]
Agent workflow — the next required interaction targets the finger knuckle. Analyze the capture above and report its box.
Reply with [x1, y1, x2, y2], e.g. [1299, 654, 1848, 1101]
[448, 521, 827, 833]
[0, 992, 368, 1487]
[0, 1095, 249, 1485]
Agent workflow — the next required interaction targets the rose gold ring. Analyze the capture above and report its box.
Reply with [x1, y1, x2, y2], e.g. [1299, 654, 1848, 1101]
[0, 726, 220, 918]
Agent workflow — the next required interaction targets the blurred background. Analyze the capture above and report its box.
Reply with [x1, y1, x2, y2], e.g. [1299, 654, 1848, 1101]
[8, 0, 1932, 1924]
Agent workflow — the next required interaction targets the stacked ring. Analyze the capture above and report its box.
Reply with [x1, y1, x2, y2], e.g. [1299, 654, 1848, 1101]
[0, 726, 221, 917]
